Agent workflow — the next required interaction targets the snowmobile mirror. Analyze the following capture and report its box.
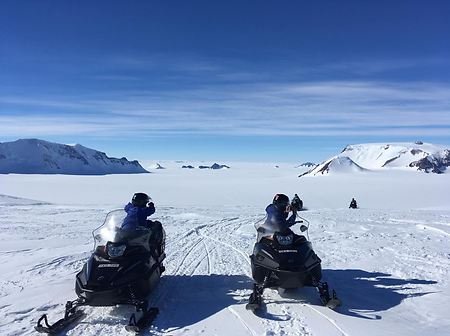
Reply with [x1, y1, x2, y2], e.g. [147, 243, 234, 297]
[300, 225, 308, 232]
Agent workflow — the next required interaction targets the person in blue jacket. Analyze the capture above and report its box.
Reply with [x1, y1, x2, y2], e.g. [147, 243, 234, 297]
[265, 194, 297, 230]
[122, 192, 155, 230]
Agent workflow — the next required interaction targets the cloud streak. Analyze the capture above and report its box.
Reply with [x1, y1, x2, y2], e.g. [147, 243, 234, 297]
[2, 49, 450, 143]
[1, 78, 449, 140]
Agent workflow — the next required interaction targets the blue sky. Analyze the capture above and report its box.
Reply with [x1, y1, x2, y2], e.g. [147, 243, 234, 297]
[1, 1, 449, 163]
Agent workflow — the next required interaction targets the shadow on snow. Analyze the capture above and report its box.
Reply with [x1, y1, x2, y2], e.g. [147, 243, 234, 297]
[152, 274, 253, 331]
[59, 269, 438, 333]
[153, 269, 438, 329]
[273, 269, 437, 320]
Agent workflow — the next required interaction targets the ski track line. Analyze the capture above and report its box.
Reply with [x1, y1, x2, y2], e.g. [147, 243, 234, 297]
[168, 234, 205, 275]
[151, 228, 211, 306]
[164, 222, 212, 278]
[201, 238, 212, 276]
[151, 219, 251, 332]
[227, 306, 258, 336]
[177, 233, 209, 276]
[194, 219, 251, 265]
[185, 239, 210, 277]
[195, 227, 212, 275]
[144, 239, 205, 332]
[417, 224, 450, 237]
[150, 234, 205, 310]
[303, 304, 350, 336]
[150, 232, 216, 333]
[164, 223, 209, 247]
[198, 233, 251, 267]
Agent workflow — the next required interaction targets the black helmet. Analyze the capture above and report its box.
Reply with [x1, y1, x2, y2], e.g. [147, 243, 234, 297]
[273, 194, 289, 205]
[131, 192, 150, 207]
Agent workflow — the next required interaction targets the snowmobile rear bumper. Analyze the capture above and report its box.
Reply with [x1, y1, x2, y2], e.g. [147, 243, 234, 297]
[251, 256, 322, 288]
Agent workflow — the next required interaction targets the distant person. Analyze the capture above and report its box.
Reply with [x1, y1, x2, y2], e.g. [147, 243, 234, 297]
[349, 198, 357, 209]
[122, 192, 156, 230]
[291, 194, 303, 211]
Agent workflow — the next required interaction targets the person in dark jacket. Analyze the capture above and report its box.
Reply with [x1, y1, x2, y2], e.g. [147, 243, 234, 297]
[265, 194, 297, 229]
[122, 192, 155, 230]
[291, 193, 303, 211]
[255, 194, 299, 243]
[349, 198, 357, 209]
[122, 193, 166, 261]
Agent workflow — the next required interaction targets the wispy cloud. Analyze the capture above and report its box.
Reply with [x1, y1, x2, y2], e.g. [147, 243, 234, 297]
[1, 78, 449, 140]
[315, 58, 450, 75]
[91, 75, 140, 81]
[1, 53, 449, 141]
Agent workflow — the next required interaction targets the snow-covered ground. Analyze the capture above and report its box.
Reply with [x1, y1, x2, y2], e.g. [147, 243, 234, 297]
[1, 161, 450, 335]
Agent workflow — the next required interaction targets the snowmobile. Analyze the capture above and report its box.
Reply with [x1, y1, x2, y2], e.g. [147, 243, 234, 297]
[246, 215, 341, 312]
[35, 209, 166, 334]
[291, 198, 303, 211]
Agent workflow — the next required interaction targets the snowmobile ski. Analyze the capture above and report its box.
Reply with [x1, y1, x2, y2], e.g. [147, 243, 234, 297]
[320, 289, 342, 309]
[34, 302, 83, 334]
[125, 307, 159, 333]
[245, 284, 262, 312]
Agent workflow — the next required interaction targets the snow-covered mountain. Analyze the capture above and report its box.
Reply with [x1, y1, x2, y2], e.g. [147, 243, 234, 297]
[0, 139, 148, 175]
[183, 163, 230, 169]
[148, 163, 165, 169]
[298, 162, 317, 168]
[301, 142, 450, 176]
[208, 163, 230, 170]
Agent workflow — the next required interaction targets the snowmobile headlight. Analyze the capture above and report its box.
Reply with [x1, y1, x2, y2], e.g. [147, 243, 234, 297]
[276, 234, 294, 246]
[107, 244, 126, 258]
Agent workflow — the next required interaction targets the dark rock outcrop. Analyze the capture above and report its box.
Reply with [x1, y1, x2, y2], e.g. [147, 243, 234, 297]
[409, 149, 450, 174]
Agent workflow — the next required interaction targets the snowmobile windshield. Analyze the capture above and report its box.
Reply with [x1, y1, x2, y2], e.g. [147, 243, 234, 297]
[93, 209, 150, 250]
[256, 217, 293, 242]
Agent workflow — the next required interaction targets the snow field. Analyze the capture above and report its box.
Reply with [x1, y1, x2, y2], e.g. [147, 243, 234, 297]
[1, 162, 450, 335]
[1, 201, 450, 335]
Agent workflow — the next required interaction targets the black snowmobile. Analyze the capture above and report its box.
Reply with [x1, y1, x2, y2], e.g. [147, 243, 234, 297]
[291, 198, 303, 211]
[246, 215, 341, 312]
[35, 209, 166, 334]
